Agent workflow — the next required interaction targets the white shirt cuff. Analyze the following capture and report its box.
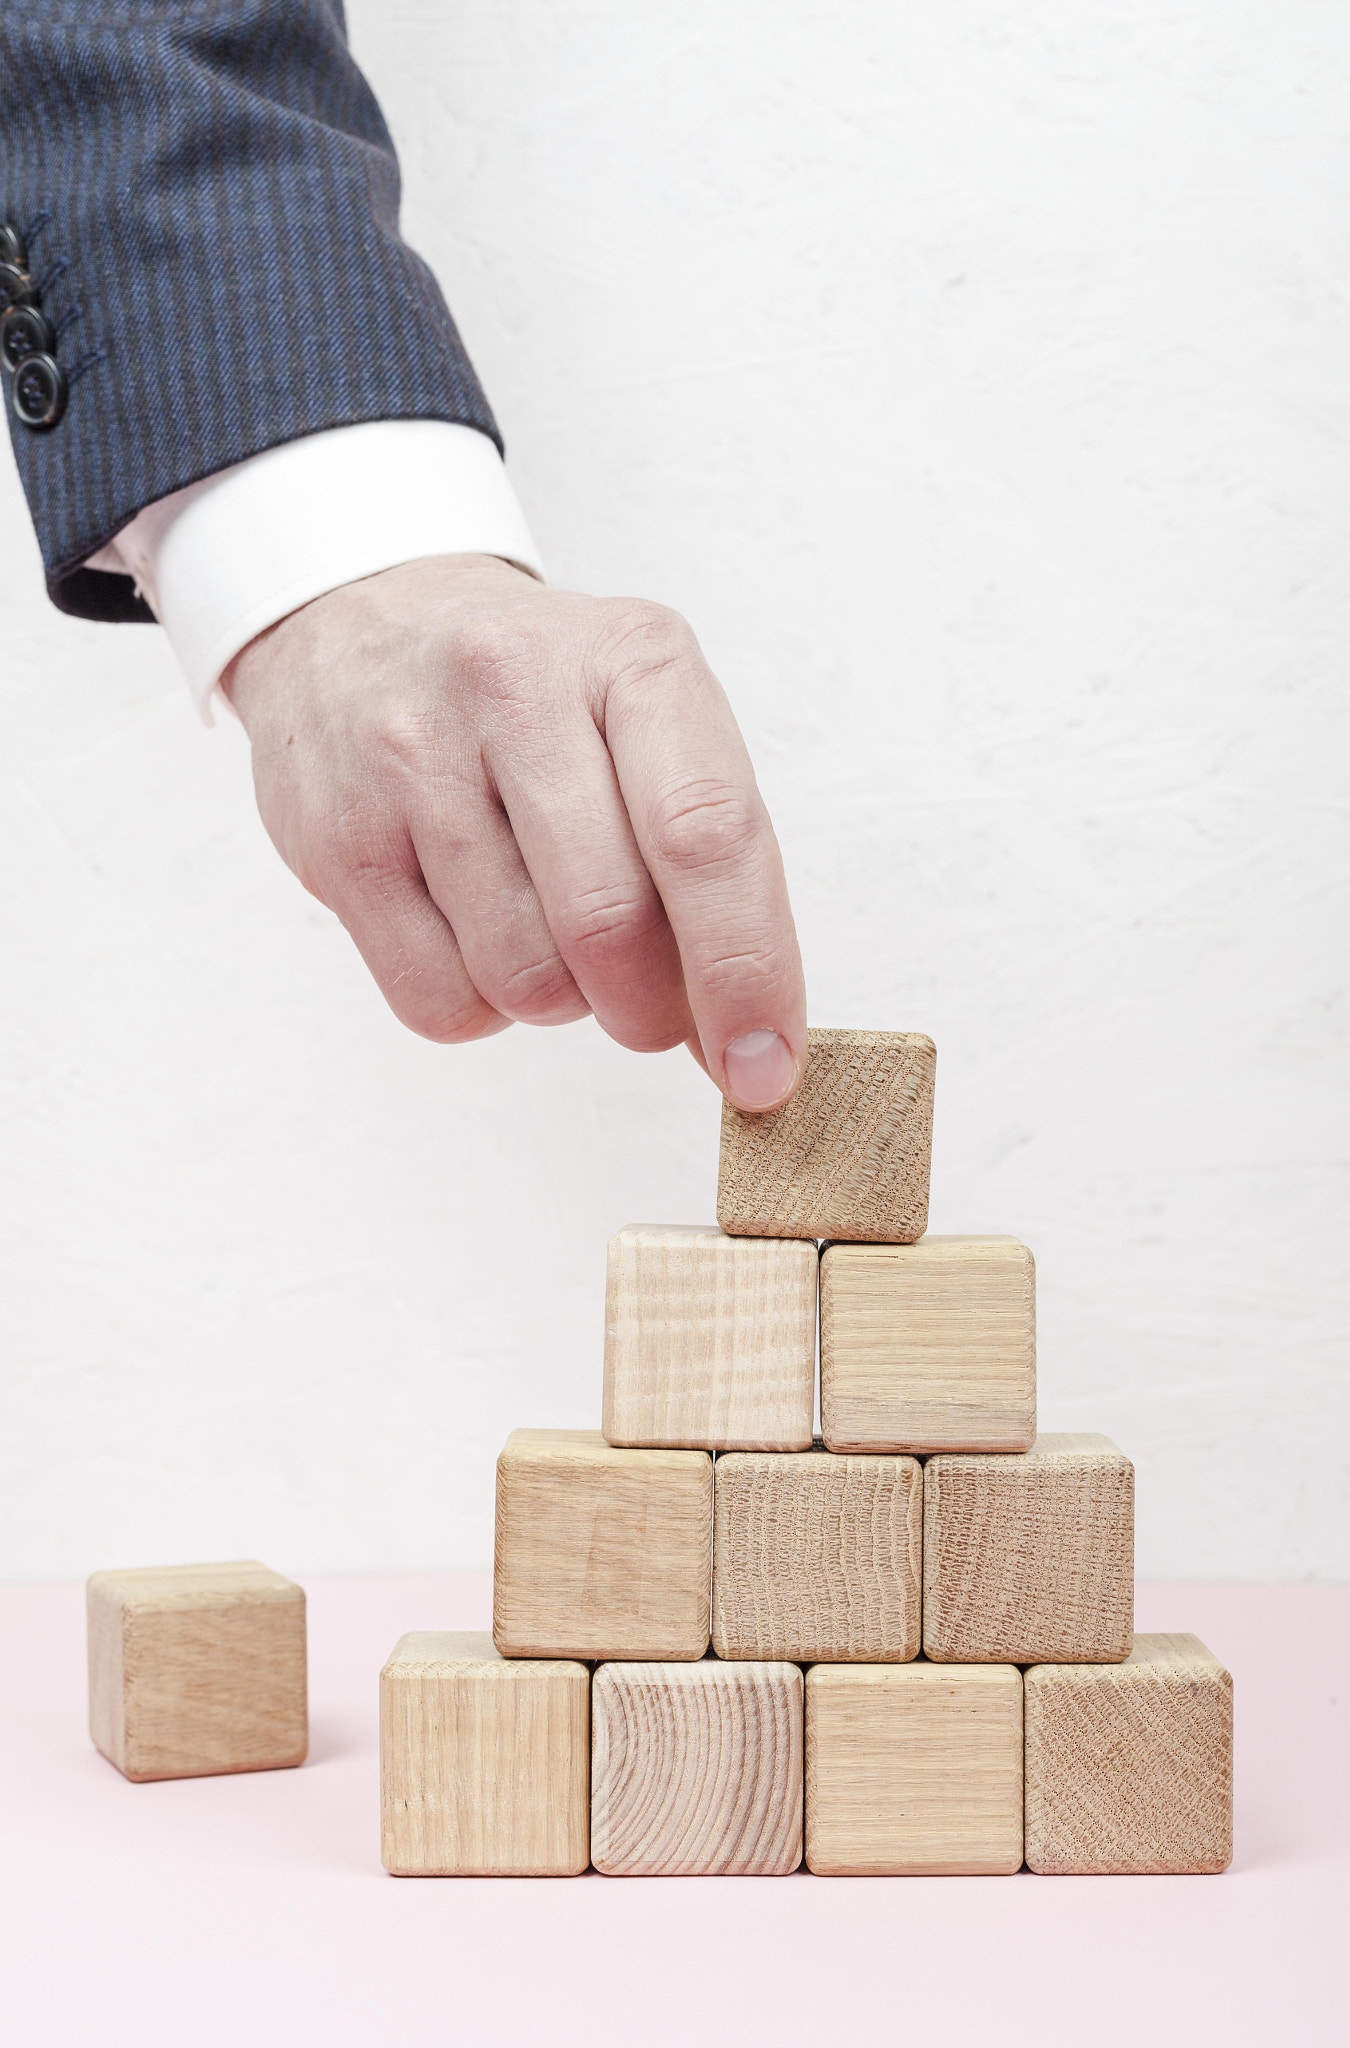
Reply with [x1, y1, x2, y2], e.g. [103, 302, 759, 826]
[85, 418, 546, 717]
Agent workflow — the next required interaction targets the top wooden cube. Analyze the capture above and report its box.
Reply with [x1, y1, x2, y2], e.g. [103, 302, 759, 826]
[717, 1028, 936, 1242]
[603, 1224, 817, 1451]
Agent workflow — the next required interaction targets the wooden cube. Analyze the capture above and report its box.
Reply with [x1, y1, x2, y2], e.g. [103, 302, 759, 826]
[717, 1027, 936, 1243]
[380, 1632, 589, 1876]
[493, 1429, 712, 1660]
[591, 1658, 803, 1875]
[603, 1224, 816, 1451]
[1025, 1633, 1233, 1874]
[805, 1662, 1023, 1875]
[712, 1448, 921, 1662]
[820, 1235, 1036, 1453]
[86, 1560, 307, 1782]
[924, 1433, 1134, 1663]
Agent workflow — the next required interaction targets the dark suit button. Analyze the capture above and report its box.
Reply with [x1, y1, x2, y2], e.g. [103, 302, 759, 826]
[0, 223, 24, 267]
[0, 301, 54, 371]
[0, 260, 34, 315]
[11, 351, 67, 428]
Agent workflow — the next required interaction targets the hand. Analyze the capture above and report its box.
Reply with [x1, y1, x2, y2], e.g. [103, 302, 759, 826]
[223, 554, 806, 1110]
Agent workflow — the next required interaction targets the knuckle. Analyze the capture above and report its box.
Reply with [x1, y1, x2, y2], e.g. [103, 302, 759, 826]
[352, 697, 444, 779]
[608, 1014, 690, 1056]
[492, 953, 588, 1025]
[455, 614, 546, 709]
[648, 778, 762, 876]
[395, 980, 506, 1045]
[561, 886, 662, 972]
[331, 847, 413, 907]
[692, 938, 788, 1000]
[601, 598, 695, 683]
[311, 797, 408, 888]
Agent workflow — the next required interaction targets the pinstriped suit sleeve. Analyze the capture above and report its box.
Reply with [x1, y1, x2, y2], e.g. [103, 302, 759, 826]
[0, 0, 500, 625]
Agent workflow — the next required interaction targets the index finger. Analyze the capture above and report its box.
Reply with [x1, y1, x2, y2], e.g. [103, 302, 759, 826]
[602, 612, 807, 1111]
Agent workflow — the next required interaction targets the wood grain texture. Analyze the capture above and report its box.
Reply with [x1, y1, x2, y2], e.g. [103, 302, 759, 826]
[493, 1429, 712, 1660]
[923, 1433, 1134, 1664]
[603, 1224, 816, 1451]
[821, 1235, 1036, 1453]
[717, 1027, 936, 1243]
[805, 1661, 1023, 1875]
[1025, 1633, 1233, 1875]
[590, 1658, 803, 1876]
[86, 1561, 307, 1782]
[712, 1448, 921, 1662]
[380, 1632, 589, 1876]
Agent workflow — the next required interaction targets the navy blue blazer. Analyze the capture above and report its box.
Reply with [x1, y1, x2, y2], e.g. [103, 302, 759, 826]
[0, 1, 499, 624]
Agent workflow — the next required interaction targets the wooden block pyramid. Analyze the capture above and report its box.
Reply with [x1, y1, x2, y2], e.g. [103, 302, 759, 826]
[80, 1025, 1231, 1880]
[380, 1026, 1235, 1878]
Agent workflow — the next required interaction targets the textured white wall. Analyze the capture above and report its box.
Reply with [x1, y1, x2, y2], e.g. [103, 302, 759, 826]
[1, 1, 1346, 1581]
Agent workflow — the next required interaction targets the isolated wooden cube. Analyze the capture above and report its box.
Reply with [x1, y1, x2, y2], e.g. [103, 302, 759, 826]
[494, 1428, 712, 1660]
[603, 1224, 816, 1451]
[805, 1662, 1023, 1875]
[717, 1027, 936, 1242]
[712, 1448, 921, 1662]
[591, 1658, 803, 1875]
[380, 1632, 589, 1876]
[1025, 1633, 1233, 1875]
[820, 1235, 1036, 1453]
[87, 1560, 307, 1782]
[924, 1433, 1134, 1663]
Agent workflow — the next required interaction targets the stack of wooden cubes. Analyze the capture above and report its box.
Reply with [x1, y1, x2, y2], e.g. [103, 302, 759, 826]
[380, 1029, 1234, 1880]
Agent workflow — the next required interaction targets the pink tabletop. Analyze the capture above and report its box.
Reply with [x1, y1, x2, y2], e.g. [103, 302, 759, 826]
[1, 1574, 1344, 2046]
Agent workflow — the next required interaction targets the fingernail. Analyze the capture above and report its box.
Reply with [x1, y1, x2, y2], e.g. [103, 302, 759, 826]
[723, 1029, 797, 1111]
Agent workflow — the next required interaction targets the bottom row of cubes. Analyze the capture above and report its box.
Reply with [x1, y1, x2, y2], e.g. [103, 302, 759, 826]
[380, 1630, 1233, 1878]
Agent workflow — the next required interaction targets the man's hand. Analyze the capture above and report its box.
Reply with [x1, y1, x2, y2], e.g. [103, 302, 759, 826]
[223, 554, 805, 1110]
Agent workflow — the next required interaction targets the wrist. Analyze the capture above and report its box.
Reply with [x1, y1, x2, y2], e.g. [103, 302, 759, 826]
[222, 553, 538, 721]
[91, 422, 546, 718]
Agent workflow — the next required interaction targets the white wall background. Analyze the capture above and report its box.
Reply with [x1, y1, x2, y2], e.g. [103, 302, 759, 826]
[1, 0, 1346, 1581]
